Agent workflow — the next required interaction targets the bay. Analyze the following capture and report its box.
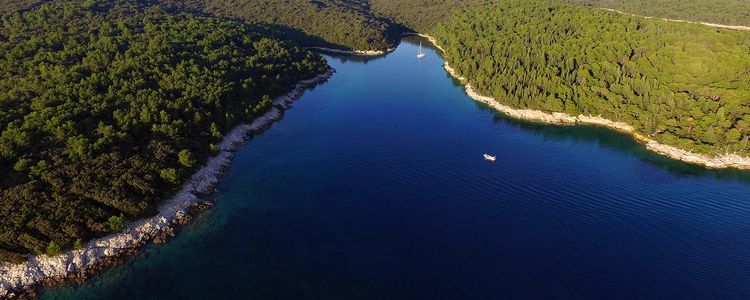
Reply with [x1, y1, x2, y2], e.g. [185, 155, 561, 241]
[41, 37, 750, 299]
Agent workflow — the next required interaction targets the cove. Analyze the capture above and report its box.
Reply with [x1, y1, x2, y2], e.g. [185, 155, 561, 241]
[40, 37, 750, 299]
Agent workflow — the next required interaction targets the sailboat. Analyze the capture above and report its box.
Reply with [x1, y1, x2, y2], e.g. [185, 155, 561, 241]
[483, 153, 496, 161]
[417, 41, 426, 59]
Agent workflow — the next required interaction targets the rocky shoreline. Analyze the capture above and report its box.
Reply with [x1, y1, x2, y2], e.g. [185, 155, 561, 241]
[419, 33, 750, 170]
[304, 46, 395, 56]
[0, 68, 335, 299]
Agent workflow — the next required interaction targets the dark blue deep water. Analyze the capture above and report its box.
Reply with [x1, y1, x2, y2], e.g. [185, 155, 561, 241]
[41, 37, 750, 299]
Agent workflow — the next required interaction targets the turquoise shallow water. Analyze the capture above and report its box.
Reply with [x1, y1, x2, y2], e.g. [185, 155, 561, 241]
[41, 37, 750, 299]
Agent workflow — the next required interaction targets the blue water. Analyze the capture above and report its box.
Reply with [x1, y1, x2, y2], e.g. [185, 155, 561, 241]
[41, 37, 750, 299]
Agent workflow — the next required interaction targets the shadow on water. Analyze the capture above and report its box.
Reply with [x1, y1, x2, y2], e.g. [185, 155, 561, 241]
[319, 35, 439, 65]
[473, 102, 750, 183]
[323, 52, 388, 64]
[323, 35, 750, 184]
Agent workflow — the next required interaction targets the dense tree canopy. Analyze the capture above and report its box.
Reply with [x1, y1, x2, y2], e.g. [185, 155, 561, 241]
[432, 0, 750, 155]
[2, 0, 750, 263]
[0, 1, 327, 261]
[0, 0, 402, 51]
[372, 0, 750, 32]
[572, 0, 750, 27]
[0, 0, 46, 17]
[371, 0, 489, 32]
[4, 0, 750, 50]
[200, 0, 400, 51]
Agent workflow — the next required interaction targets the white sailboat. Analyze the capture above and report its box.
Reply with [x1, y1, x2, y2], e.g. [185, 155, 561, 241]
[483, 153, 496, 161]
[417, 41, 426, 59]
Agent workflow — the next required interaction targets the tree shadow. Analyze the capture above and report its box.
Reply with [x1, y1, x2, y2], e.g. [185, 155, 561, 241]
[472, 102, 750, 184]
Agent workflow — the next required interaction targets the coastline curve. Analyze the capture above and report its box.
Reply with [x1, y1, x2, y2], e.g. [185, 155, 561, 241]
[418, 33, 750, 170]
[0, 68, 335, 299]
[303, 46, 396, 56]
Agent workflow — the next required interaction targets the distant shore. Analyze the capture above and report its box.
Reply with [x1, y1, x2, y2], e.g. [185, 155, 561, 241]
[304, 46, 395, 56]
[0, 68, 335, 299]
[418, 33, 750, 170]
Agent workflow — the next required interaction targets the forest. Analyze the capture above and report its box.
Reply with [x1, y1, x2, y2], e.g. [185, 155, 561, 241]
[1, 0, 401, 52]
[431, 0, 750, 155]
[0, 1, 327, 261]
[371, 0, 750, 32]
[199, 0, 400, 51]
[2, 0, 750, 263]
[5, 0, 749, 51]
[0, 0, 46, 17]
[370, 0, 489, 33]
[572, 0, 750, 26]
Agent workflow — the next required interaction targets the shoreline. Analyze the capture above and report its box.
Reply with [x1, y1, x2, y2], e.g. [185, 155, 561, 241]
[418, 33, 750, 170]
[0, 68, 335, 299]
[304, 46, 395, 56]
[2, 28, 749, 298]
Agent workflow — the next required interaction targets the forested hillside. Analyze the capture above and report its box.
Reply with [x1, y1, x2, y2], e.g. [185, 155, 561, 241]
[372, 0, 750, 32]
[0, 1, 327, 261]
[370, 0, 488, 32]
[5, 0, 749, 51]
[571, 0, 750, 26]
[0, 0, 400, 51]
[432, 0, 750, 155]
[200, 0, 400, 51]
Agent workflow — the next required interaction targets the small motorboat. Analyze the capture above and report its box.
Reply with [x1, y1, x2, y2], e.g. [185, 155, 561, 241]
[483, 153, 496, 161]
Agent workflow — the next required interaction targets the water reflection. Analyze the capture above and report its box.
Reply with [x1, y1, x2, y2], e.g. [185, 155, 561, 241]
[479, 104, 750, 183]
[324, 35, 750, 182]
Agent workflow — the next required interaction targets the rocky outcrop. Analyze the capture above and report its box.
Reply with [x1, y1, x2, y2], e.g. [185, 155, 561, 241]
[304, 46, 395, 56]
[420, 33, 750, 170]
[645, 142, 750, 169]
[0, 68, 335, 299]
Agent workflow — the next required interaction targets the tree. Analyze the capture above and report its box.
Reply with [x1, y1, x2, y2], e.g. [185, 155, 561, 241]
[46, 241, 62, 256]
[107, 214, 126, 232]
[160, 168, 179, 184]
[178, 150, 196, 168]
[74, 238, 85, 249]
